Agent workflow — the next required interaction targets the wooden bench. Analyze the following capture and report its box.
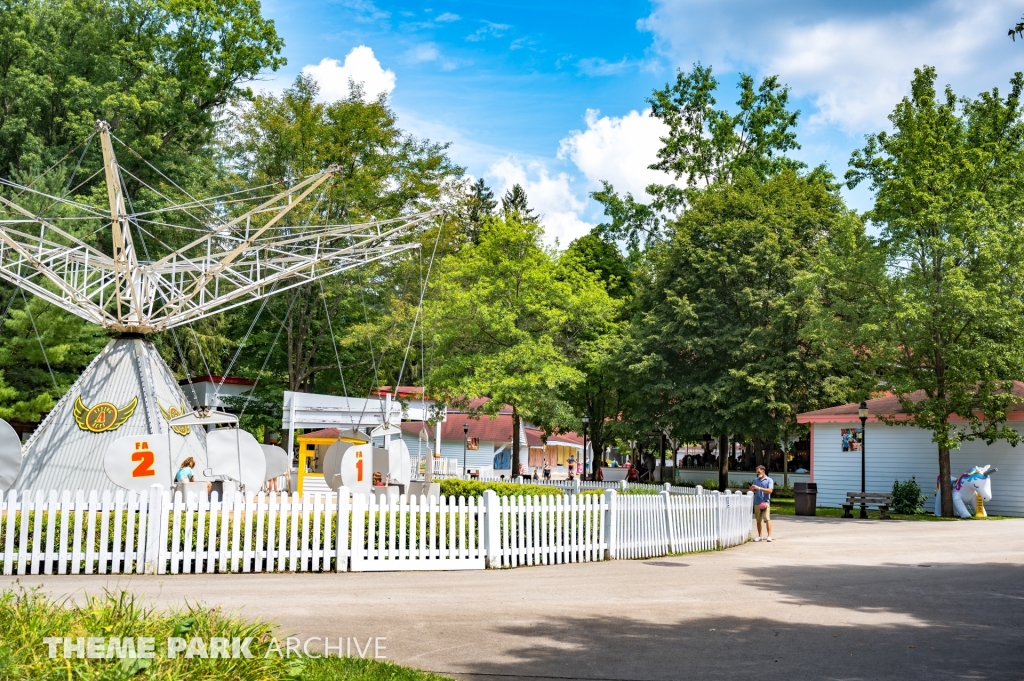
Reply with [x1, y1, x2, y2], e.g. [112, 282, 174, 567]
[843, 492, 893, 519]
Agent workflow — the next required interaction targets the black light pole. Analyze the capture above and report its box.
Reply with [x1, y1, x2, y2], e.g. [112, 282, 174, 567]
[858, 401, 868, 519]
[463, 422, 469, 479]
[581, 413, 589, 481]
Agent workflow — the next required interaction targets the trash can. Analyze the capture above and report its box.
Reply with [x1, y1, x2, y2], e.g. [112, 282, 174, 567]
[794, 482, 817, 516]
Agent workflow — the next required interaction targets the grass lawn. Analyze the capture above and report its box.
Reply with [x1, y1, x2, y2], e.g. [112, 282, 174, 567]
[770, 497, 1013, 521]
[0, 587, 453, 681]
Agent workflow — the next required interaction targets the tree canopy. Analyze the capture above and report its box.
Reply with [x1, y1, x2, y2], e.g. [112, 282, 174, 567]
[426, 213, 617, 474]
[845, 66, 1024, 516]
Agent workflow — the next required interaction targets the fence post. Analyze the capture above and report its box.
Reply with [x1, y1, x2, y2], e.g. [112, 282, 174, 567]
[695, 485, 703, 496]
[619, 480, 627, 492]
[660, 490, 674, 554]
[745, 491, 754, 542]
[663, 482, 671, 492]
[574, 478, 581, 495]
[336, 487, 351, 572]
[144, 484, 165, 575]
[713, 490, 723, 549]
[349, 493, 366, 572]
[603, 489, 617, 560]
[482, 489, 500, 568]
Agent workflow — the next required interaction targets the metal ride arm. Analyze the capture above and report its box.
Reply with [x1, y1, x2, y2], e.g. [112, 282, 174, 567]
[0, 121, 437, 333]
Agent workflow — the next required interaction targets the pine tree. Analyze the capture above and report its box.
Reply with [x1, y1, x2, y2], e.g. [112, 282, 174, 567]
[460, 178, 497, 243]
[501, 184, 539, 224]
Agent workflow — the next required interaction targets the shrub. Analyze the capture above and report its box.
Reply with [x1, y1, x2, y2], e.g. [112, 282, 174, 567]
[438, 479, 563, 499]
[701, 479, 719, 490]
[772, 486, 795, 499]
[892, 477, 926, 515]
[580, 486, 657, 496]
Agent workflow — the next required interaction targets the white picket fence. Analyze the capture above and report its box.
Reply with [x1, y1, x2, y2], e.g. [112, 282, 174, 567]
[0, 487, 751, 575]
[610, 491, 752, 559]
[489, 492, 606, 568]
[350, 492, 485, 571]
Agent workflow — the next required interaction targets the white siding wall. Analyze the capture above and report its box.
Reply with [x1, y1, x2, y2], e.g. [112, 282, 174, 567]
[400, 435, 501, 475]
[813, 422, 1024, 516]
[442, 440, 498, 470]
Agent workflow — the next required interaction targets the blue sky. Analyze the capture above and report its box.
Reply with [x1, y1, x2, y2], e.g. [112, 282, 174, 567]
[260, 0, 1024, 243]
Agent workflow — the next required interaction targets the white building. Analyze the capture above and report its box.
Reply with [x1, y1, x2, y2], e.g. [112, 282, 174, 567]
[799, 392, 1024, 516]
[180, 375, 255, 410]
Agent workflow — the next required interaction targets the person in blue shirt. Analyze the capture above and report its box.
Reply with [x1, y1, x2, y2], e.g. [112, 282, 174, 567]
[175, 457, 196, 483]
[749, 465, 774, 542]
[175, 457, 212, 494]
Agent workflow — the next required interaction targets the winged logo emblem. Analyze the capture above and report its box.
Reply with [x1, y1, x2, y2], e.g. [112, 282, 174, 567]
[73, 396, 138, 433]
[158, 400, 191, 435]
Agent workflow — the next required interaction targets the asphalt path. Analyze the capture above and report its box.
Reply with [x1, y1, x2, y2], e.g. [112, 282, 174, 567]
[7, 515, 1024, 681]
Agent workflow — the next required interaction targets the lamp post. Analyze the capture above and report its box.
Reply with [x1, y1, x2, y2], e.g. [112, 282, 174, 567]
[858, 401, 868, 519]
[463, 422, 469, 479]
[581, 413, 589, 480]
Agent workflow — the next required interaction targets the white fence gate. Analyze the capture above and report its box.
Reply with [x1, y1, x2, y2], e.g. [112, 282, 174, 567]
[350, 493, 485, 571]
[0, 487, 752, 575]
[489, 492, 606, 568]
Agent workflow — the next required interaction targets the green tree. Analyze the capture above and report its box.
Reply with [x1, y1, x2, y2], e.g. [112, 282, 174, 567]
[458, 178, 497, 244]
[560, 231, 631, 475]
[0, 293, 108, 421]
[845, 67, 1024, 517]
[0, 0, 284, 176]
[0, 0, 285, 425]
[593, 63, 803, 251]
[500, 184, 539, 224]
[212, 75, 462, 431]
[564, 231, 632, 299]
[630, 171, 861, 490]
[427, 216, 617, 476]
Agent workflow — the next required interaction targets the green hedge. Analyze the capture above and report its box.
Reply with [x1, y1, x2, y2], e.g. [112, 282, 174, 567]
[438, 479, 563, 499]
[580, 486, 657, 496]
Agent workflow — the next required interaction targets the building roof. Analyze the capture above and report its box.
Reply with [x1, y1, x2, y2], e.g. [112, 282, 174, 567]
[797, 382, 1024, 423]
[402, 414, 520, 443]
[372, 386, 426, 398]
[548, 431, 584, 446]
[525, 428, 584, 447]
[525, 428, 544, 447]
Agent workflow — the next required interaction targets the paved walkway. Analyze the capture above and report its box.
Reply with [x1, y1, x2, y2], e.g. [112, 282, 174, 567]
[7, 515, 1024, 681]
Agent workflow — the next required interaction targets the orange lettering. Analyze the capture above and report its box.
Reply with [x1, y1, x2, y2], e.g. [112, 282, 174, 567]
[131, 443, 156, 478]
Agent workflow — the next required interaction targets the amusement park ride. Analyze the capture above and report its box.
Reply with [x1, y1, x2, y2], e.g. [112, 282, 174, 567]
[0, 121, 436, 494]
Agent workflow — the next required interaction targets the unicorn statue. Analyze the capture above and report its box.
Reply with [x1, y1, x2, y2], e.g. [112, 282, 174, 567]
[934, 466, 997, 518]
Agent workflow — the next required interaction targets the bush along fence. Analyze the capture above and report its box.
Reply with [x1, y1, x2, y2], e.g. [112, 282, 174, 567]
[0, 487, 753, 576]
[478, 477, 706, 496]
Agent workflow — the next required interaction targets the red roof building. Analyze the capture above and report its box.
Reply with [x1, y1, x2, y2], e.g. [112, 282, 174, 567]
[795, 386, 1024, 516]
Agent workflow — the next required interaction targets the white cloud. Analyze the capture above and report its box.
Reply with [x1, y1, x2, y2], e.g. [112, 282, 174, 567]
[467, 21, 511, 42]
[407, 43, 440, 63]
[487, 157, 594, 245]
[558, 109, 673, 198]
[576, 57, 655, 77]
[301, 47, 396, 103]
[435, 12, 460, 22]
[404, 43, 458, 70]
[641, 0, 1022, 133]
